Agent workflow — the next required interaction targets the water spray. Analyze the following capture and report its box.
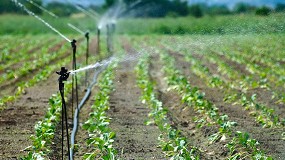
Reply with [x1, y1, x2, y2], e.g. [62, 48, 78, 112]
[56, 67, 71, 160]
[89, 8, 100, 18]
[106, 24, 111, 53]
[11, 0, 71, 43]
[25, 0, 58, 18]
[97, 27, 101, 54]
[71, 39, 79, 124]
[67, 23, 89, 87]
[85, 32, 89, 87]
[69, 51, 145, 74]
[106, 22, 116, 54]
[67, 23, 85, 35]
[75, 4, 98, 20]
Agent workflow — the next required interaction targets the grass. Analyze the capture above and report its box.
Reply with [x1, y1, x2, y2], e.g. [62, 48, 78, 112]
[0, 13, 285, 35]
[0, 14, 97, 35]
[117, 13, 285, 35]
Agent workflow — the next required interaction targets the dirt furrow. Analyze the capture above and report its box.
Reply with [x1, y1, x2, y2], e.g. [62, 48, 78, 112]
[149, 53, 224, 159]
[49, 37, 98, 159]
[108, 59, 164, 159]
[0, 74, 58, 159]
[188, 49, 285, 124]
[168, 50, 285, 159]
[0, 39, 84, 99]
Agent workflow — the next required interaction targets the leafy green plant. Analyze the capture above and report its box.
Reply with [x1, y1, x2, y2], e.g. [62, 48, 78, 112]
[135, 54, 200, 159]
[82, 64, 117, 160]
[157, 48, 272, 159]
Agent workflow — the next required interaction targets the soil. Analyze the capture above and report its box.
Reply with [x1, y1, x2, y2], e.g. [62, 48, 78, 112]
[108, 59, 164, 160]
[49, 37, 99, 159]
[165, 47, 285, 159]
[1, 35, 284, 160]
[149, 54, 225, 160]
[209, 51, 285, 120]
[0, 37, 83, 159]
[0, 73, 58, 159]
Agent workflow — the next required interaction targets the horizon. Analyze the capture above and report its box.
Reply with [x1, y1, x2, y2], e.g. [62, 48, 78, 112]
[43, 0, 285, 7]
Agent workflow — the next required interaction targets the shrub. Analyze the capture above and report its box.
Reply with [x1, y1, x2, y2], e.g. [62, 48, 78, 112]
[188, 4, 203, 18]
[256, 6, 271, 16]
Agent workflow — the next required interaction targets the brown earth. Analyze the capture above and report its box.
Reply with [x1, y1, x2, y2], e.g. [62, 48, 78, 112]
[0, 37, 85, 159]
[1, 35, 284, 160]
[165, 47, 285, 159]
[149, 53, 225, 160]
[108, 58, 164, 160]
[0, 73, 58, 159]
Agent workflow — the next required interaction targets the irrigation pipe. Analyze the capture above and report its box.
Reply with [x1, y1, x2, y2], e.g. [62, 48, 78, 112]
[69, 58, 113, 159]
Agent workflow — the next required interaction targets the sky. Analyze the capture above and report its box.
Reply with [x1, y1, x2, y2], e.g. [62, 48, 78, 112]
[189, 0, 285, 8]
[43, 0, 285, 7]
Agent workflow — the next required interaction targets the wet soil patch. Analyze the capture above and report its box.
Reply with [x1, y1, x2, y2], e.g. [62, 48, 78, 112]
[149, 53, 226, 160]
[168, 49, 285, 159]
[0, 74, 58, 159]
[108, 59, 164, 159]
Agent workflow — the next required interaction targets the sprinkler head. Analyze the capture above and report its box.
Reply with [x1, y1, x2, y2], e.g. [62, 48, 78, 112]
[85, 32, 89, 39]
[56, 67, 70, 82]
[71, 39, 77, 49]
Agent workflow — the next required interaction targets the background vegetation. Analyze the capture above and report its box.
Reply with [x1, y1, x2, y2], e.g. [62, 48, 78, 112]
[0, 0, 284, 35]
[1, 0, 285, 17]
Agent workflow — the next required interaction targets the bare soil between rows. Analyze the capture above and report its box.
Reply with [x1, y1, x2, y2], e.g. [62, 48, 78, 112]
[0, 37, 88, 159]
[166, 47, 285, 159]
[1, 35, 284, 160]
[107, 59, 164, 160]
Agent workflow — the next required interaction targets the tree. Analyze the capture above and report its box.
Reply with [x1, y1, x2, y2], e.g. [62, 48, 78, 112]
[46, 2, 77, 17]
[104, 0, 116, 8]
[207, 5, 231, 15]
[233, 2, 254, 14]
[188, 4, 203, 18]
[275, 3, 285, 12]
[0, 0, 22, 14]
[170, 0, 189, 16]
[24, 0, 43, 15]
[256, 6, 271, 16]
[0, 0, 43, 15]
[104, 0, 188, 17]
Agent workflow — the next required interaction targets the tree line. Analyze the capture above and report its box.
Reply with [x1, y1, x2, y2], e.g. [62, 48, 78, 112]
[1, 0, 285, 17]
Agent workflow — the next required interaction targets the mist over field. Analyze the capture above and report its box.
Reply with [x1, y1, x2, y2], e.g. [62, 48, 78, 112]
[1, 0, 285, 159]
[43, 0, 285, 7]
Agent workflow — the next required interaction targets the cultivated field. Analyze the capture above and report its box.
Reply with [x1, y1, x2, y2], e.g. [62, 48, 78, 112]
[0, 13, 285, 160]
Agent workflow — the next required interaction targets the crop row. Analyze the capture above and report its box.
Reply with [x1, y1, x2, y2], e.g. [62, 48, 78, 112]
[0, 50, 69, 111]
[22, 79, 73, 159]
[160, 36, 285, 129]
[0, 35, 51, 67]
[135, 53, 200, 159]
[0, 39, 84, 110]
[20, 41, 87, 159]
[0, 39, 67, 85]
[199, 35, 285, 104]
[157, 49, 272, 159]
[81, 63, 117, 159]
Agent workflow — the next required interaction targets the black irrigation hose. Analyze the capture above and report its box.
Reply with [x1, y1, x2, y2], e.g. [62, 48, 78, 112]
[57, 67, 71, 160]
[69, 60, 111, 159]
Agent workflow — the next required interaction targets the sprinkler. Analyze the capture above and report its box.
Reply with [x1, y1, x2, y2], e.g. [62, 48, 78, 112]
[106, 22, 116, 54]
[110, 22, 116, 51]
[97, 27, 101, 54]
[71, 39, 79, 122]
[67, 23, 89, 88]
[56, 67, 71, 160]
[85, 32, 89, 87]
[111, 22, 116, 34]
[107, 24, 111, 53]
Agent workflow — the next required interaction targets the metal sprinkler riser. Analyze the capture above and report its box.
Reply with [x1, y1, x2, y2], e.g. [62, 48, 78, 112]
[56, 67, 70, 91]
[56, 66, 71, 160]
[97, 27, 101, 54]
